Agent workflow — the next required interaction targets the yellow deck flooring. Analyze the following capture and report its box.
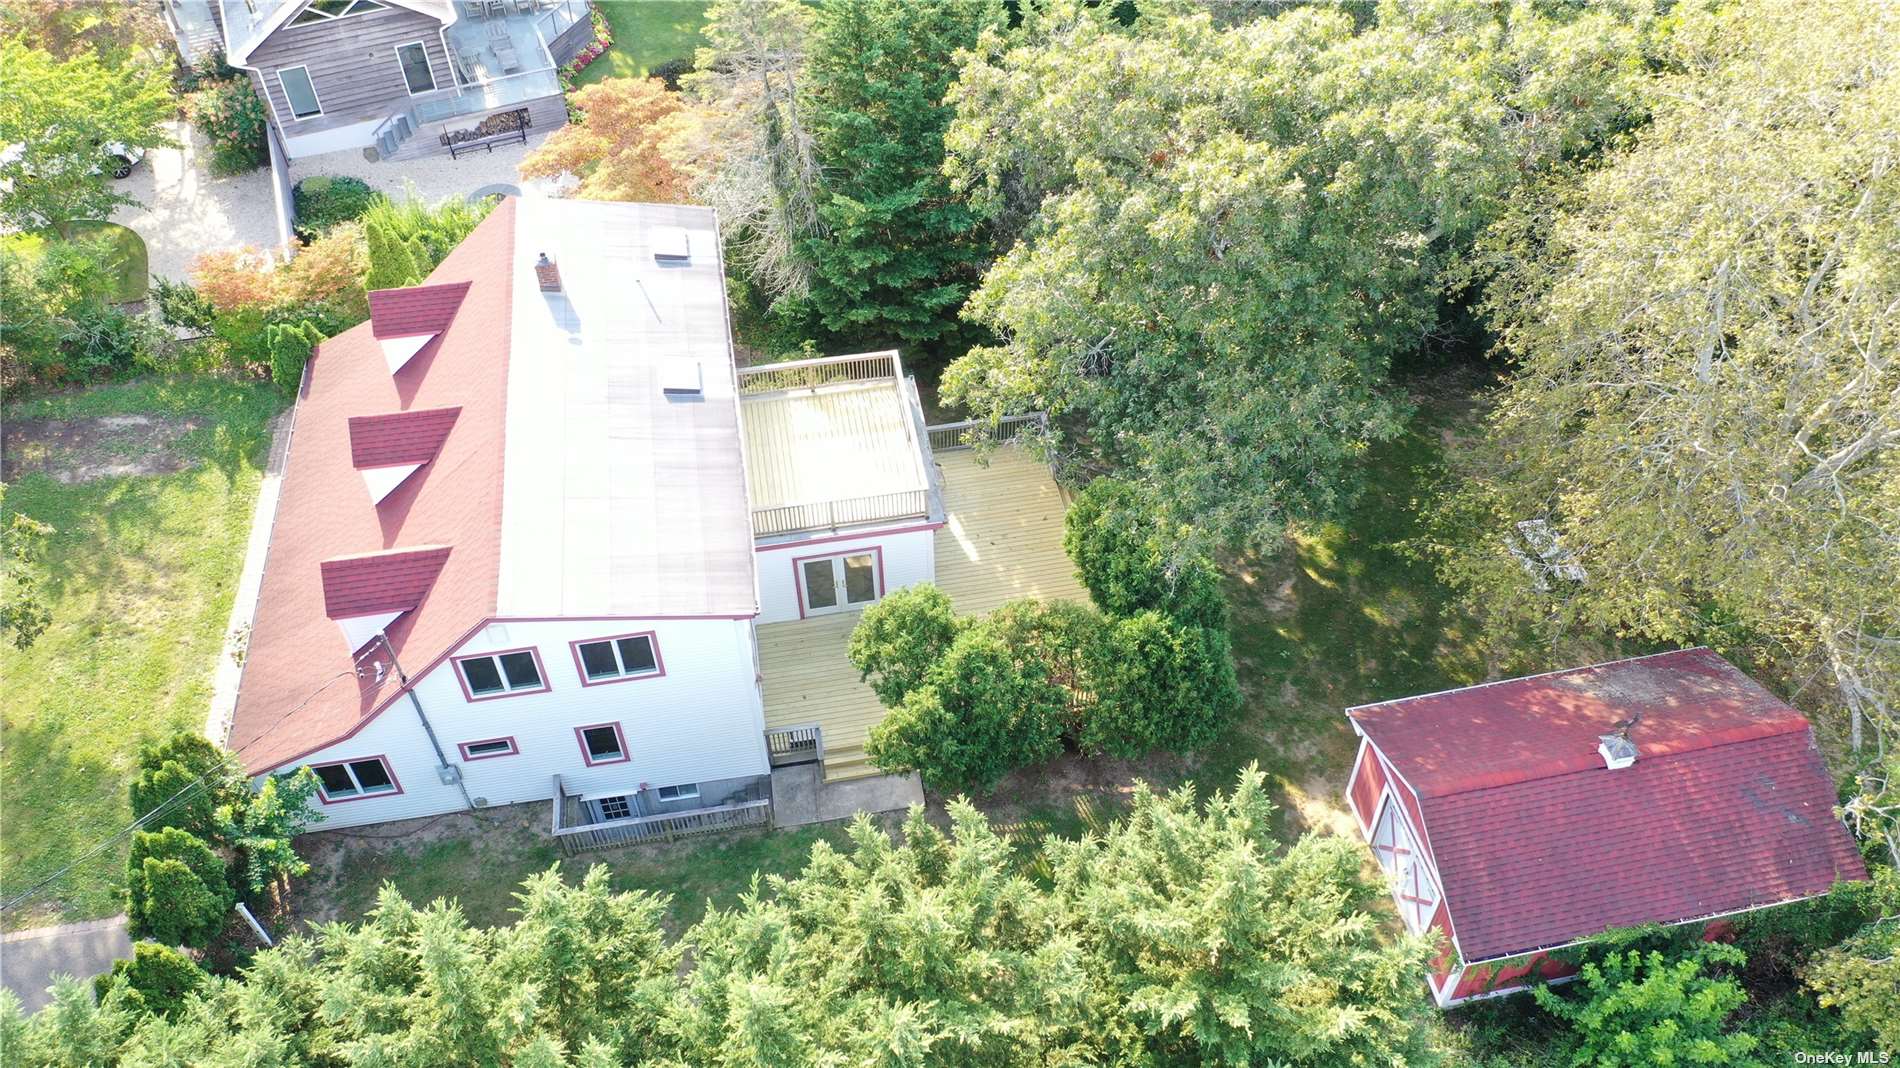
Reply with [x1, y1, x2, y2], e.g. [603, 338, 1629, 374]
[757, 446, 1087, 778]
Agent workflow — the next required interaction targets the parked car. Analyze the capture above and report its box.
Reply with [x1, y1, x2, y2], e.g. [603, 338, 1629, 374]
[102, 142, 144, 179]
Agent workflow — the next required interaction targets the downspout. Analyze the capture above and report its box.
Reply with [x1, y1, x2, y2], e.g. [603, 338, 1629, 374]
[376, 632, 475, 811]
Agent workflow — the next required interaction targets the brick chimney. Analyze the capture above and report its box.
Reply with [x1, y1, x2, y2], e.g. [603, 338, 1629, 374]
[534, 252, 562, 292]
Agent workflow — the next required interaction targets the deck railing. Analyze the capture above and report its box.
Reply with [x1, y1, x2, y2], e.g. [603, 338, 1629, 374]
[925, 413, 1049, 453]
[752, 489, 930, 537]
[737, 350, 900, 394]
[549, 776, 772, 855]
[765, 723, 825, 768]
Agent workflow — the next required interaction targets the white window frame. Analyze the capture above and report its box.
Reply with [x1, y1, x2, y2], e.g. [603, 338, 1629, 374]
[796, 548, 882, 617]
[393, 39, 436, 96]
[572, 631, 662, 685]
[1372, 795, 1440, 933]
[453, 647, 549, 700]
[277, 64, 324, 121]
[290, 0, 388, 25]
[656, 783, 699, 802]
[310, 756, 399, 801]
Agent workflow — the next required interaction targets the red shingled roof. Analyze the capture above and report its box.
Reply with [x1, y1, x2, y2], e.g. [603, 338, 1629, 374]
[1351, 648, 1809, 799]
[1351, 649, 1867, 962]
[1424, 730, 1862, 960]
[230, 202, 516, 775]
[348, 406, 460, 468]
[367, 281, 471, 338]
[319, 546, 451, 619]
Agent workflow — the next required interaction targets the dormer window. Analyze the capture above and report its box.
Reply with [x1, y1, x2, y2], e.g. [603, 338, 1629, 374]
[1372, 798, 1440, 932]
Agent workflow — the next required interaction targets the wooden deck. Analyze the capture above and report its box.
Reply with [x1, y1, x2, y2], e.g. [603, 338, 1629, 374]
[757, 446, 1087, 779]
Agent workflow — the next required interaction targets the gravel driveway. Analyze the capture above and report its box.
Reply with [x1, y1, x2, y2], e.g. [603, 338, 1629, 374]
[286, 127, 556, 206]
[110, 120, 284, 283]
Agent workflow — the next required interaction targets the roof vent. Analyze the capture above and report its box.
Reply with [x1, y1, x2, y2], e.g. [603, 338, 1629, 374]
[660, 358, 703, 397]
[535, 252, 562, 292]
[1597, 712, 1641, 770]
[652, 227, 690, 264]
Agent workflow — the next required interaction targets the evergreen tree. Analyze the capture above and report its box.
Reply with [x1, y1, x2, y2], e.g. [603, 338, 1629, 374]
[127, 734, 244, 840]
[795, 0, 1006, 347]
[363, 216, 421, 291]
[125, 828, 233, 948]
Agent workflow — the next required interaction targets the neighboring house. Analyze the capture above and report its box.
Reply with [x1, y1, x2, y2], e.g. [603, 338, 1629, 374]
[159, 0, 597, 161]
[1344, 648, 1868, 1007]
[227, 196, 1086, 847]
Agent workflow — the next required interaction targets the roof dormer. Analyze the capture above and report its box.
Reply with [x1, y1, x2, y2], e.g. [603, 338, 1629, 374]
[347, 406, 460, 505]
[319, 545, 450, 651]
[367, 282, 471, 374]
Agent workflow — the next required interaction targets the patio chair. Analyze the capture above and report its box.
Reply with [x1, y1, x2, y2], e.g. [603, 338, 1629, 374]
[459, 0, 487, 17]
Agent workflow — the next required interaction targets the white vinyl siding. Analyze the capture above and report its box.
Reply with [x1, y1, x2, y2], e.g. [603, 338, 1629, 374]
[265, 617, 770, 830]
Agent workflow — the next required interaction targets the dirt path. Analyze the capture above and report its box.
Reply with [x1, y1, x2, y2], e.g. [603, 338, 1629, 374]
[1, 412, 205, 483]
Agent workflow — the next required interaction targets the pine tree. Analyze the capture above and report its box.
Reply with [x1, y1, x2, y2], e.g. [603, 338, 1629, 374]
[797, 0, 1005, 347]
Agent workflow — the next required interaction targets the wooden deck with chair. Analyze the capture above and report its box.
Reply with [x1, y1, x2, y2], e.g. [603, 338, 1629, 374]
[757, 441, 1087, 781]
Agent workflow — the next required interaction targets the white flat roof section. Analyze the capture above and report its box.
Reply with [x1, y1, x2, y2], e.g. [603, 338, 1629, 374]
[741, 380, 932, 513]
[497, 199, 758, 618]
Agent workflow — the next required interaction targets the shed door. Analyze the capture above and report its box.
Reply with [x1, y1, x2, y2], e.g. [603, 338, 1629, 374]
[1372, 797, 1440, 933]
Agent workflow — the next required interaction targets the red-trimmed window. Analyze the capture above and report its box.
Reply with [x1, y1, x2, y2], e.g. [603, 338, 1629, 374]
[576, 722, 629, 766]
[1372, 797, 1439, 932]
[453, 647, 548, 700]
[457, 737, 518, 761]
[310, 757, 401, 803]
[796, 549, 881, 616]
[572, 631, 662, 685]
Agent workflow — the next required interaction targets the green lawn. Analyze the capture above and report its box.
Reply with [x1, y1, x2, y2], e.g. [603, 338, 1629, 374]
[572, 1, 708, 87]
[2, 222, 150, 303]
[306, 816, 858, 935]
[0, 376, 280, 929]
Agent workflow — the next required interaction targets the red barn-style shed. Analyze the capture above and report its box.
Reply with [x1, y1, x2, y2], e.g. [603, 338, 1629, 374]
[1343, 648, 1867, 1006]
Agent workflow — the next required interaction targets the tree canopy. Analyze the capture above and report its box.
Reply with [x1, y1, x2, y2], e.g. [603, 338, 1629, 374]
[1433, 0, 1900, 863]
[1, 770, 1439, 1068]
[0, 37, 173, 231]
[941, 0, 1648, 549]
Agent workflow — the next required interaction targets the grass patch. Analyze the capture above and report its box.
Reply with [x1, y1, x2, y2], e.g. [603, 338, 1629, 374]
[0, 375, 281, 928]
[572, 1, 708, 87]
[301, 810, 856, 935]
[2, 222, 149, 303]
[968, 372, 1562, 847]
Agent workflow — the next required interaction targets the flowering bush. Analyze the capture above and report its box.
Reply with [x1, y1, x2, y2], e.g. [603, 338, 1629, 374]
[557, 7, 615, 119]
[187, 76, 268, 175]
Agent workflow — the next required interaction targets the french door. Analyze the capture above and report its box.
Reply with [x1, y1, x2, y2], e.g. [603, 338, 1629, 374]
[800, 551, 879, 615]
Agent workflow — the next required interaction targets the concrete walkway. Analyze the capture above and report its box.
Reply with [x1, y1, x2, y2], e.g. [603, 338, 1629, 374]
[0, 917, 130, 1013]
[771, 764, 924, 828]
[205, 407, 297, 747]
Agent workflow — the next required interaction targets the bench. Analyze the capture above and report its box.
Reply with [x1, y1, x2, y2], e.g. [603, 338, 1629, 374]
[446, 126, 528, 159]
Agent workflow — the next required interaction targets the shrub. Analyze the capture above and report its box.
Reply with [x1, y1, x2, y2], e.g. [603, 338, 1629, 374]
[847, 584, 962, 705]
[150, 276, 216, 332]
[92, 943, 206, 1019]
[1805, 916, 1900, 1052]
[127, 827, 234, 948]
[129, 734, 244, 840]
[266, 319, 323, 394]
[1084, 611, 1241, 757]
[650, 57, 695, 91]
[187, 76, 268, 175]
[291, 176, 377, 242]
[1065, 478, 1226, 629]
[866, 620, 1067, 794]
[1532, 943, 1761, 1067]
[189, 246, 283, 313]
[0, 236, 165, 385]
[360, 190, 493, 284]
[282, 223, 368, 321]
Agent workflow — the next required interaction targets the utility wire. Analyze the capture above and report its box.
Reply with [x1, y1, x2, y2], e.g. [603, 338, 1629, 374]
[1, 648, 386, 913]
